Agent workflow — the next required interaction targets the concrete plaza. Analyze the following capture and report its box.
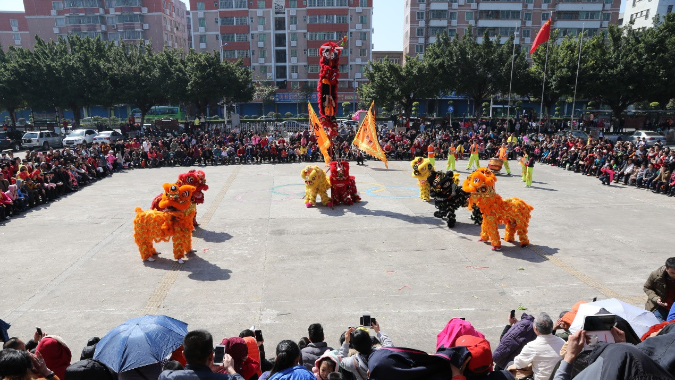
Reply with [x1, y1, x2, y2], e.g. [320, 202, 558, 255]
[1, 159, 672, 355]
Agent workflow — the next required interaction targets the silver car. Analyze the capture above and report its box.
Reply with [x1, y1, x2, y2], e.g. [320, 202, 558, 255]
[22, 131, 64, 150]
[63, 129, 98, 146]
[629, 130, 665, 144]
[92, 130, 124, 144]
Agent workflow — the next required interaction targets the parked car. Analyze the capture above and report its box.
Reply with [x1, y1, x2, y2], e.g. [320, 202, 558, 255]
[0, 130, 24, 151]
[629, 130, 665, 144]
[22, 131, 64, 150]
[63, 129, 98, 146]
[555, 130, 589, 140]
[92, 130, 124, 144]
[258, 115, 275, 120]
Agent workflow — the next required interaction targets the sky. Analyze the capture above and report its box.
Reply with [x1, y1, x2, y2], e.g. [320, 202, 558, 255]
[0, 0, 405, 51]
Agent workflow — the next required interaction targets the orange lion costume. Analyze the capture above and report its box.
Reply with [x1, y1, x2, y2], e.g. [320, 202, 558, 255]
[462, 168, 533, 251]
[134, 183, 197, 262]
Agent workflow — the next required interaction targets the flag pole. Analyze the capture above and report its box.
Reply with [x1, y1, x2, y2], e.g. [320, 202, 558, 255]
[538, 39, 550, 134]
[507, 24, 518, 120]
[571, 23, 584, 130]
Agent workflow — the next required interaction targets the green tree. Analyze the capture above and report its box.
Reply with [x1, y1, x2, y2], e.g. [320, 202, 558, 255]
[0, 47, 29, 127]
[641, 13, 675, 110]
[254, 81, 277, 116]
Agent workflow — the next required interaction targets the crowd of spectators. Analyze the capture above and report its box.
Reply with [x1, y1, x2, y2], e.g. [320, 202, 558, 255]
[1, 118, 673, 221]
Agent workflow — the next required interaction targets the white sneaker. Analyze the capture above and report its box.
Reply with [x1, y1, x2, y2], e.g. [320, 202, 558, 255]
[177, 259, 184, 264]
[146, 257, 155, 262]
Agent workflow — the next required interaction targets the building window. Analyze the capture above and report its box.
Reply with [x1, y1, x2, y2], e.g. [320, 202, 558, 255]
[360, 0, 367, 6]
[359, 48, 367, 57]
[542, 12, 550, 21]
[260, 66, 268, 74]
[197, 2, 205, 10]
[602, 12, 610, 21]
[667, 5, 673, 13]
[290, 33, 297, 41]
[524, 12, 532, 21]
[10, 19, 19, 28]
[605, 0, 612, 3]
[198, 18, 206, 27]
[308, 65, 320, 73]
[289, 0, 297, 7]
[259, 50, 267, 58]
[359, 15, 368, 24]
[359, 32, 367, 40]
[308, 48, 318, 56]
[259, 33, 266, 41]
[416, 12, 424, 20]
[447, 28, 456, 37]
[465, 12, 474, 20]
[289, 49, 297, 58]
[290, 16, 297, 24]
[525, 0, 533, 3]
[543, 0, 551, 3]
[199, 35, 206, 43]
[220, 0, 247, 8]
[53, 1, 64, 10]
[415, 45, 424, 54]
[257, 0, 265, 8]
[55, 18, 66, 26]
[449, 12, 457, 20]
[522, 29, 530, 37]
[291, 81, 299, 89]
[290, 65, 299, 74]
[416, 28, 424, 36]
[258, 16, 265, 25]
[429, 10, 447, 19]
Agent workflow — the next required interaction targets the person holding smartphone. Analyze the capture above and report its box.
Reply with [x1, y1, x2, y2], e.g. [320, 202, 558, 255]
[159, 330, 243, 380]
[339, 320, 393, 380]
[643, 257, 675, 322]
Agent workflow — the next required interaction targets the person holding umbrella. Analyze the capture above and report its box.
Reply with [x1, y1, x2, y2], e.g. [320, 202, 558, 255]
[160, 330, 242, 380]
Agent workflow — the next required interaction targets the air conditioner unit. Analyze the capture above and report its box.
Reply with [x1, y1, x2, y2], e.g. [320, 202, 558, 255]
[471, 3, 477, 9]
[14, 40, 21, 45]
[114, 40, 119, 46]
[356, 23, 362, 29]
[469, 19, 475, 25]
[355, 73, 362, 79]
[99, 7, 104, 13]
[258, 41, 264, 47]
[356, 7, 362, 12]
[525, 37, 531, 43]
[291, 73, 298, 79]
[290, 40, 297, 46]
[290, 9, 296, 15]
[542, 3, 548, 9]
[257, 10, 263, 16]
[53, 27, 60, 33]
[356, 57, 361, 63]
[291, 57, 297, 63]
[267, 73, 273, 80]
[101, 24, 106, 31]
[290, 24, 296, 30]
[200, 42, 207, 48]
[356, 40, 362, 46]
[145, 39, 151, 44]
[143, 23, 149, 29]
[51, 10, 58, 15]
[198, 11, 204, 17]
[419, 20, 425, 26]
[199, 26, 205, 32]
[526, 21, 532, 26]
[112, 24, 117, 29]
[452, 3, 458, 9]
[257, 25, 263, 31]
[258, 58, 265, 63]
[141, 7, 148, 13]
[451, 19, 457, 26]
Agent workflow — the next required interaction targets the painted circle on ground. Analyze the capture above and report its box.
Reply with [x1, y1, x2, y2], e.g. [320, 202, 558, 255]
[236, 190, 298, 203]
[269, 184, 308, 196]
[364, 186, 419, 199]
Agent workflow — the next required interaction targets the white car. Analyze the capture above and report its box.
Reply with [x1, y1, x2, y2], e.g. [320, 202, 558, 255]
[63, 129, 98, 146]
[629, 130, 665, 144]
[92, 130, 124, 144]
[22, 131, 64, 150]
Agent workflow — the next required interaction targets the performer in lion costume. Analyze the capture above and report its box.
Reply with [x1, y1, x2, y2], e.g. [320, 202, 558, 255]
[134, 183, 197, 262]
[411, 157, 434, 201]
[462, 168, 533, 251]
[151, 169, 208, 227]
[301, 165, 332, 207]
[428, 170, 483, 228]
[329, 161, 360, 206]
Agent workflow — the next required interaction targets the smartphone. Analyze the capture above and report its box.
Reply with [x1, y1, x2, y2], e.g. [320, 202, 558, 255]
[510, 310, 516, 319]
[213, 345, 226, 366]
[360, 315, 371, 327]
[371, 318, 376, 326]
[255, 329, 263, 342]
[459, 317, 465, 321]
[583, 314, 616, 332]
[36, 327, 42, 336]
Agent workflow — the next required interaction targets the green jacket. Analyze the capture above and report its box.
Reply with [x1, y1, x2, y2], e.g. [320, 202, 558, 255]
[644, 266, 670, 311]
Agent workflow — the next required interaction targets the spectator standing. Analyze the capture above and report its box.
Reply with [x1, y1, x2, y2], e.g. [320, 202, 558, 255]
[644, 257, 675, 322]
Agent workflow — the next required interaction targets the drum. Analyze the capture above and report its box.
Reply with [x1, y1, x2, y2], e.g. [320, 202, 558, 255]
[488, 158, 503, 172]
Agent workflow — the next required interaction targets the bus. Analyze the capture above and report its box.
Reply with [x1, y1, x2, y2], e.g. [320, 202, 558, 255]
[131, 106, 185, 124]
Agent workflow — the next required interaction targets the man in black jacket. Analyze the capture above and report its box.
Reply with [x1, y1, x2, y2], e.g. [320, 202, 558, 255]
[301, 323, 333, 370]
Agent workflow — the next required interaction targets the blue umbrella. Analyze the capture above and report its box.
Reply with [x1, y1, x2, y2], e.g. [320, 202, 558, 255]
[93, 315, 188, 373]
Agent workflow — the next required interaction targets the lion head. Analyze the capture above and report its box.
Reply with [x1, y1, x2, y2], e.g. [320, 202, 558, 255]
[158, 183, 196, 211]
[411, 157, 434, 181]
[301, 165, 330, 190]
[462, 168, 497, 195]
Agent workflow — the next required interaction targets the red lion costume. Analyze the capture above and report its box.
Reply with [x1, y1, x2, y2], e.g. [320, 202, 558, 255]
[318, 39, 345, 138]
[151, 170, 208, 226]
[329, 161, 360, 206]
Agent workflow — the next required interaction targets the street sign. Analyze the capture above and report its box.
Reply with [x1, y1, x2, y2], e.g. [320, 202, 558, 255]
[447, 106, 454, 113]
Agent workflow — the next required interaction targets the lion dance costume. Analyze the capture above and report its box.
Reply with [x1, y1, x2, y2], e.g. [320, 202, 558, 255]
[329, 161, 360, 206]
[134, 183, 197, 262]
[151, 169, 208, 227]
[428, 170, 483, 228]
[317, 39, 345, 138]
[411, 157, 434, 201]
[301, 165, 332, 207]
[462, 168, 533, 251]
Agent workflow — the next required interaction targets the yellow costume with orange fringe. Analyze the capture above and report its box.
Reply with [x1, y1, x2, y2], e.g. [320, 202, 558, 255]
[134, 183, 197, 262]
[462, 168, 533, 251]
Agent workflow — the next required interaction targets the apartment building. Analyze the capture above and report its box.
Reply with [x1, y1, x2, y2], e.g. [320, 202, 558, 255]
[190, 0, 373, 114]
[6, 0, 189, 52]
[0, 12, 30, 49]
[403, 0, 621, 59]
[623, 0, 673, 29]
[372, 50, 404, 64]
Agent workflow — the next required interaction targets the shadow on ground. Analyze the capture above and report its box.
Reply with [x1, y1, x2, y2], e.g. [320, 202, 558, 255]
[142, 254, 232, 281]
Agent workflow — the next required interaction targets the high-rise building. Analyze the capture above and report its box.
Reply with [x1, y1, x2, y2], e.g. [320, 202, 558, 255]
[0, 12, 30, 49]
[623, 0, 673, 29]
[6, 0, 189, 52]
[372, 50, 404, 64]
[403, 0, 621, 59]
[190, 0, 374, 116]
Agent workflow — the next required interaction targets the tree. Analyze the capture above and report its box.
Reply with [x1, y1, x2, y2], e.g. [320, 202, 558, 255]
[641, 13, 675, 110]
[254, 81, 277, 116]
[359, 56, 436, 121]
[0, 47, 29, 127]
[425, 29, 532, 118]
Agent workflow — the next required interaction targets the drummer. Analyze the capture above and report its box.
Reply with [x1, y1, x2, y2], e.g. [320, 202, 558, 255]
[498, 143, 512, 176]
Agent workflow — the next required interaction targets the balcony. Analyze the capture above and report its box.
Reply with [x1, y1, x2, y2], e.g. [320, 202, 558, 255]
[556, 3, 603, 11]
[554, 20, 601, 28]
[478, 3, 522, 10]
[430, 2, 449, 9]
[477, 19, 522, 27]
[429, 19, 448, 27]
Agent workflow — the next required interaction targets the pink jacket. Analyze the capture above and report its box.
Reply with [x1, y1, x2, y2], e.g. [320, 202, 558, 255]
[436, 318, 485, 350]
[0, 191, 13, 205]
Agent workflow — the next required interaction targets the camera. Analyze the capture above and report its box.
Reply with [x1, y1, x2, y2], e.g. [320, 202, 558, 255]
[360, 315, 376, 327]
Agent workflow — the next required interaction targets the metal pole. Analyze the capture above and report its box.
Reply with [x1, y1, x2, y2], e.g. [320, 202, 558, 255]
[507, 25, 518, 119]
[539, 40, 550, 133]
[571, 24, 584, 130]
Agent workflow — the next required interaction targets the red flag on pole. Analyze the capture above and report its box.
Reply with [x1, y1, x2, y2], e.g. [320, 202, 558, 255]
[530, 18, 552, 54]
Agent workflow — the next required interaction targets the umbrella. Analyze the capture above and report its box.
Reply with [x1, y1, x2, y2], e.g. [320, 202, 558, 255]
[94, 315, 187, 373]
[569, 298, 660, 337]
[0, 318, 10, 342]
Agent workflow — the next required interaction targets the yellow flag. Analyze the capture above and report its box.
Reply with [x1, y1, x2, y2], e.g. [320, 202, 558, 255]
[353, 102, 388, 168]
[308, 103, 332, 165]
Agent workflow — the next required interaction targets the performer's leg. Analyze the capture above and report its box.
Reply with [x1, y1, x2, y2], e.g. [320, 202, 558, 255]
[526, 167, 533, 186]
[503, 160, 511, 174]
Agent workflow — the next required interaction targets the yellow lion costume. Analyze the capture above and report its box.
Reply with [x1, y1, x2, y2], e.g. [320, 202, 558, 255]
[462, 168, 533, 251]
[301, 165, 332, 207]
[134, 183, 197, 262]
[411, 157, 434, 201]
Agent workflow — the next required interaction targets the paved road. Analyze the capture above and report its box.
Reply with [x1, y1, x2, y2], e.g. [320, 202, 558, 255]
[1, 159, 671, 357]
